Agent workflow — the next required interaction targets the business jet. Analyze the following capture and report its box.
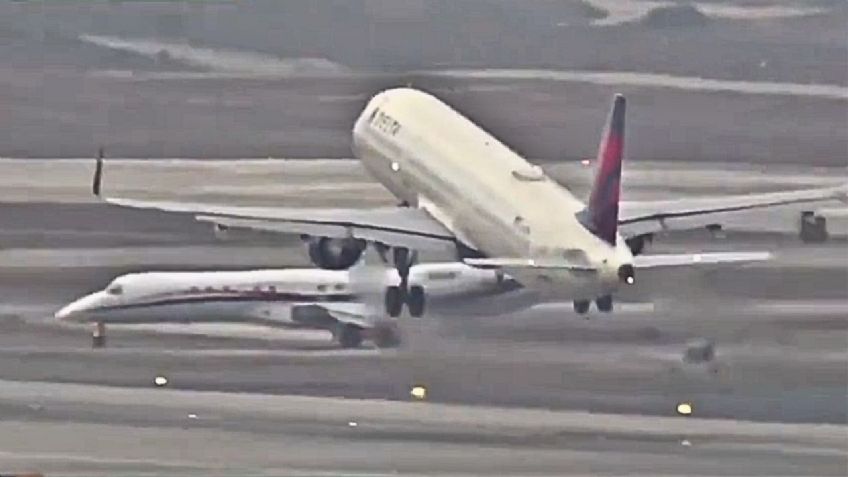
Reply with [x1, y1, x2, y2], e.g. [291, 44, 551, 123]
[55, 262, 512, 348]
[91, 89, 844, 314]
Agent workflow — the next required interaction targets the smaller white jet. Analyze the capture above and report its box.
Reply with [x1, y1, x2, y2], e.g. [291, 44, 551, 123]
[55, 262, 510, 349]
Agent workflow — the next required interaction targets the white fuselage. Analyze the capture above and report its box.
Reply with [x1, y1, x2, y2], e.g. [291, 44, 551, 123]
[55, 263, 511, 326]
[352, 88, 633, 299]
[56, 269, 358, 327]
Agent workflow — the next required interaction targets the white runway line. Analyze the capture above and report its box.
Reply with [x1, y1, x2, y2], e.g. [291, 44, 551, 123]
[530, 302, 656, 314]
[79, 35, 352, 78]
[0, 345, 381, 359]
[422, 69, 848, 100]
[0, 246, 300, 268]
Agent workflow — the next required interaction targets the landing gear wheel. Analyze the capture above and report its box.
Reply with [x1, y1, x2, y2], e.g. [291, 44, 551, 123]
[372, 322, 401, 348]
[573, 300, 590, 315]
[799, 211, 828, 243]
[336, 324, 363, 349]
[91, 322, 106, 348]
[596, 295, 613, 313]
[407, 285, 426, 318]
[385, 286, 404, 318]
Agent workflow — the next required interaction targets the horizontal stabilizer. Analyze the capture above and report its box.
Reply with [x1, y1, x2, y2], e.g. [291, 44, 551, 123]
[463, 257, 597, 271]
[634, 251, 771, 269]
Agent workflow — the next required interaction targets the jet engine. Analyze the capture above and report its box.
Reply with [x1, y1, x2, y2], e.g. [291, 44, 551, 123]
[625, 234, 652, 256]
[306, 237, 366, 270]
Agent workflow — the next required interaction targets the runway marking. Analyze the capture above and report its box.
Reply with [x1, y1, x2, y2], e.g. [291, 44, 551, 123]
[529, 302, 656, 314]
[422, 69, 848, 100]
[0, 448, 212, 470]
[0, 346, 384, 359]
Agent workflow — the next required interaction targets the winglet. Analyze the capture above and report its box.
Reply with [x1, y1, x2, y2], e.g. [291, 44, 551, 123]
[585, 94, 625, 245]
[93, 147, 104, 197]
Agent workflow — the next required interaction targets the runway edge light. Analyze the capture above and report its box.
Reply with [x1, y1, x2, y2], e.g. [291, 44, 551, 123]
[410, 385, 427, 401]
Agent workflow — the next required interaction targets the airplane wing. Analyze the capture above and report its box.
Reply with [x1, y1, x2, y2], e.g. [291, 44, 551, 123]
[633, 251, 771, 268]
[246, 302, 374, 329]
[618, 186, 847, 237]
[105, 197, 457, 251]
[122, 199, 456, 252]
[462, 257, 596, 271]
[466, 252, 770, 271]
[93, 156, 460, 252]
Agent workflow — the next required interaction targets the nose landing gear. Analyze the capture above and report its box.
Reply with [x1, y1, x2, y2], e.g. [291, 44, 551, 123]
[91, 322, 106, 348]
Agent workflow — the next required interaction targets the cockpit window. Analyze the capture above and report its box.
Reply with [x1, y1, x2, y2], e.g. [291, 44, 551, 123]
[106, 284, 123, 296]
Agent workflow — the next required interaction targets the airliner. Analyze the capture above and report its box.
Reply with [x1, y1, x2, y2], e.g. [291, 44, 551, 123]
[92, 88, 844, 314]
[55, 262, 512, 348]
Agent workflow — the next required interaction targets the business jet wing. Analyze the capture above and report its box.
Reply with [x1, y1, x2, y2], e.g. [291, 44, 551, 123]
[317, 302, 374, 329]
[249, 302, 374, 329]
[618, 186, 846, 237]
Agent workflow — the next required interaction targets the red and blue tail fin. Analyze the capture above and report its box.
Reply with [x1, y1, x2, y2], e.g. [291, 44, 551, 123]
[585, 94, 625, 245]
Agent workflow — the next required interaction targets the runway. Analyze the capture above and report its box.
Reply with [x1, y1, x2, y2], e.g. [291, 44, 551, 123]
[0, 159, 846, 475]
[0, 380, 844, 477]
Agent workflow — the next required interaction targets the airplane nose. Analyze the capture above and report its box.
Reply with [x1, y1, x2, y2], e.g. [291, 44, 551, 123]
[55, 293, 101, 322]
[54, 303, 78, 321]
[618, 264, 635, 285]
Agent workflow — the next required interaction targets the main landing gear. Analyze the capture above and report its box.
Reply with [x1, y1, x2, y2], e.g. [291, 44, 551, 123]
[334, 322, 401, 349]
[573, 295, 614, 315]
[573, 300, 590, 314]
[335, 323, 364, 349]
[381, 246, 425, 318]
[595, 295, 613, 313]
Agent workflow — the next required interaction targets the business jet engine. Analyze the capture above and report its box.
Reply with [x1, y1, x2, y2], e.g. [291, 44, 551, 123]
[306, 237, 366, 270]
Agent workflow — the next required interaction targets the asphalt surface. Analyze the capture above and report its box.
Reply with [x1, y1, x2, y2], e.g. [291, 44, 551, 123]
[0, 160, 846, 476]
[1, 1, 846, 163]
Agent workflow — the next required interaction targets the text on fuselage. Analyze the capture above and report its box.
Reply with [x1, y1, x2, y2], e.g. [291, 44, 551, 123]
[369, 108, 401, 136]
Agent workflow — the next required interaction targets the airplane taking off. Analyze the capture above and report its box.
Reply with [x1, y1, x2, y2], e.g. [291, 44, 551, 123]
[92, 88, 844, 314]
[55, 262, 511, 348]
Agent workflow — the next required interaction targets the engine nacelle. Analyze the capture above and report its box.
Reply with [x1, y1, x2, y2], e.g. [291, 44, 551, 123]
[306, 237, 366, 270]
[625, 234, 652, 256]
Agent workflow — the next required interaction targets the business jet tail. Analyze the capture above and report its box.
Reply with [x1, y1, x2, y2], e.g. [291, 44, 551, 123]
[583, 94, 626, 245]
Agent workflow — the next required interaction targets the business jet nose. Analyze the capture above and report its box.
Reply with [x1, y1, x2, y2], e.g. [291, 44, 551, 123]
[54, 302, 80, 321]
[618, 264, 635, 285]
[55, 293, 100, 322]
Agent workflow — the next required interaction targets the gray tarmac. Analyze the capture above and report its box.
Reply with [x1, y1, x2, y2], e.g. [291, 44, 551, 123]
[0, 160, 846, 475]
[1, 0, 847, 163]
